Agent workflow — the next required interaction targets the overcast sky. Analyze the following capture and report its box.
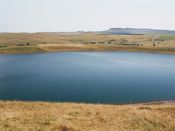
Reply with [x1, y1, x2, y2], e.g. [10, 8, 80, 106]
[0, 0, 175, 32]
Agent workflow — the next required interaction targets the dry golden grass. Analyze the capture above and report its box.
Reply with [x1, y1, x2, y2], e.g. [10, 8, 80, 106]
[0, 101, 174, 131]
[0, 33, 175, 54]
[38, 43, 175, 55]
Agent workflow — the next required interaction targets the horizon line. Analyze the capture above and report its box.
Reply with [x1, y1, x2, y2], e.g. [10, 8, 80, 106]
[1, 27, 175, 33]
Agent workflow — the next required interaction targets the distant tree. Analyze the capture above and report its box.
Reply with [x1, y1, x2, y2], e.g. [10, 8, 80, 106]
[153, 43, 156, 47]
[17, 44, 24, 46]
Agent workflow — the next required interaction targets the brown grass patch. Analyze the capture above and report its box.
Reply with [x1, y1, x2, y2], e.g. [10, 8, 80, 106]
[0, 101, 174, 131]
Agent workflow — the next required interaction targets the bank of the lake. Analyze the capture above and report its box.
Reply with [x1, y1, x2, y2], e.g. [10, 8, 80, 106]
[0, 101, 175, 131]
[1, 33, 175, 55]
[0, 44, 175, 55]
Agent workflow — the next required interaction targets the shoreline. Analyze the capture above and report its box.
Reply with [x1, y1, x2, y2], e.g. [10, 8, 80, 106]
[0, 99, 174, 106]
[0, 44, 175, 55]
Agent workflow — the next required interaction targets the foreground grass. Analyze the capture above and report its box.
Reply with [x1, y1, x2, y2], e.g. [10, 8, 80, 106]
[0, 101, 174, 131]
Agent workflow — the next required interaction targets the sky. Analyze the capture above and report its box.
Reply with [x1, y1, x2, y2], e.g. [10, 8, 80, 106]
[0, 0, 175, 32]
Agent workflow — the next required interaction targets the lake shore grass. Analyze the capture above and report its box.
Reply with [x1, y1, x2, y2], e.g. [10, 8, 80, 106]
[0, 46, 45, 54]
[0, 101, 175, 131]
[0, 44, 175, 55]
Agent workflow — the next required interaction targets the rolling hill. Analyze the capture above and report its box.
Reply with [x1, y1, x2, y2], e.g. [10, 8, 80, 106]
[102, 28, 175, 35]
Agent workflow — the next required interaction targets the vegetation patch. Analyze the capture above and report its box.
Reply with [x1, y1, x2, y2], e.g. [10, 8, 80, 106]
[159, 35, 175, 40]
[0, 101, 174, 131]
[0, 46, 45, 54]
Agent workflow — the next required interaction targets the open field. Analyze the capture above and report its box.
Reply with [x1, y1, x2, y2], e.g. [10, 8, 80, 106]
[0, 33, 175, 54]
[0, 101, 174, 131]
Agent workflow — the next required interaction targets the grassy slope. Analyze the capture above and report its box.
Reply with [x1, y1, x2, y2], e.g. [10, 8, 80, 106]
[0, 33, 175, 54]
[0, 101, 174, 131]
[0, 46, 45, 54]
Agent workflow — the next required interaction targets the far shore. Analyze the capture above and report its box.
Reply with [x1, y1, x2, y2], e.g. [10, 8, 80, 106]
[0, 44, 175, 55]
[0, 33, 175, 55]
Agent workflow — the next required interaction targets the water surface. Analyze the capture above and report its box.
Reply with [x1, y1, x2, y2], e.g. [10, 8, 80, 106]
[0, 52, 175, 104]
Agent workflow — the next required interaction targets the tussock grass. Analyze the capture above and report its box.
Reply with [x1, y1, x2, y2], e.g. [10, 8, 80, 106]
[0, 101, 174, 131]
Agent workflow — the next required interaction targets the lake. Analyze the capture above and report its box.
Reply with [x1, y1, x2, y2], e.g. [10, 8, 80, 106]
[0, 52, 175, 104]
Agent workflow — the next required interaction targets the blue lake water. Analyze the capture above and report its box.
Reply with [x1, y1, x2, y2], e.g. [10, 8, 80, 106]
[0, 52, 175, 104]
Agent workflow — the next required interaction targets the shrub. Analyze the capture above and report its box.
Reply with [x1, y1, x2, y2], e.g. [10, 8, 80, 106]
[17, 44, 25, 46]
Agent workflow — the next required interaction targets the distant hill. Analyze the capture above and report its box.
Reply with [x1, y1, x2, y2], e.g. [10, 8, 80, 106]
[102, 28, 175, 35]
